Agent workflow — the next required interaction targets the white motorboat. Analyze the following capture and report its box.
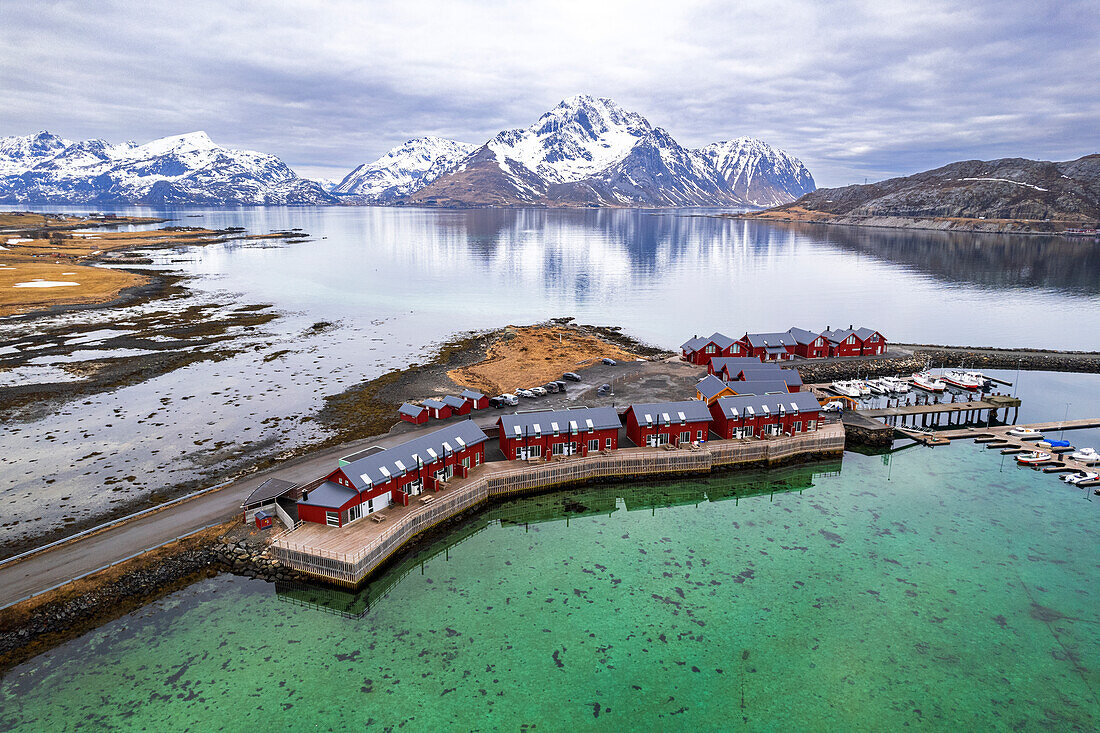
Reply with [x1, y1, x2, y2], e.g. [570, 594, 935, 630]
[1007, 427, 1044, 439]
[1069, 447, 1100, 463]
[911, 372, 946, 392]
[1016, 451, 1051, 465]
[852, 380, 872, 396]
[1062, 471, 1099, 485]
[832, 381, 862, 398]
[882, 376, 911, 393]
[866, 378, 890, 395]
[941, 369, 987, 390]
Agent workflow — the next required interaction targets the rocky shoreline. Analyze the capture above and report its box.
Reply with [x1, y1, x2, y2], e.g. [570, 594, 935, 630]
[796, 345, 1100, 383]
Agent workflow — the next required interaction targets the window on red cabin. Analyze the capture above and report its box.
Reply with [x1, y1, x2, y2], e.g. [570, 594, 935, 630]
[705, 344, 716, 353]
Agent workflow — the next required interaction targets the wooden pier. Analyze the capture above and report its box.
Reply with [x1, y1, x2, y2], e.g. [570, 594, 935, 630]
[270, 424, 845, 586]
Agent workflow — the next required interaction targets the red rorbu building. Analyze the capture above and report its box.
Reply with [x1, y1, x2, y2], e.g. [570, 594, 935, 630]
[707, 357, 765, 379]
[680, 332, 743, 366]
[787, 327, 830, 359]
[737, 331, 798, 362]
[398, 402, 429, 424]
[442, 395, 472, 416]
[298, 421, 489, 527]
[707, 393, 823, 440]
[498, 406, 621, 460]
[460, 389, 489, 410]
[822, 326, 887, 357]
[624, 400, 713, 447]
[422, 398, 452, 420]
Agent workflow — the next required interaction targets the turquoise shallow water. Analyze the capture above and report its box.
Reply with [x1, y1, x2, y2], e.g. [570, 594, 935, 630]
[1, 445, 1098, 731]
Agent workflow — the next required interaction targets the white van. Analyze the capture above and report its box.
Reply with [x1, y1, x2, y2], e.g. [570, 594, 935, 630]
[499, 393, 519, 406]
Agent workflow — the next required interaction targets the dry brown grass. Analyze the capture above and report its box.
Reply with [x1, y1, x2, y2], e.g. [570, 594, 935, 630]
[447, 325, 641, 395]
[0, 212, 287, 316]
[0, 257, 145, 316]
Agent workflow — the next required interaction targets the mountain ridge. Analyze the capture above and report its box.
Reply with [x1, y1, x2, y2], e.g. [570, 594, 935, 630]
[744, 154, 1100, 233]
[0, 130, 335, 205]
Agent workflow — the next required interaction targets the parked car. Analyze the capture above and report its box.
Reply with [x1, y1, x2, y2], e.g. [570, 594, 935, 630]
[562, 372, 581, 382]
[489, 396, 506, 408]
[596, 383, 611, 395]
[529, 386, 548, 397]
[822, 401, 844, 413]
[499, 393, 520, 405]
[516, 388, 536, 399]
[553, 380, 568, 391]
[543, 382, 560, 393]
[601, 358, 617, 365]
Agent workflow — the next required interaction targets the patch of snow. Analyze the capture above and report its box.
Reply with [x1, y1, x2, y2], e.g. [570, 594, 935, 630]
[12, 279, 80, 288]
[959, 177, 1048, 191]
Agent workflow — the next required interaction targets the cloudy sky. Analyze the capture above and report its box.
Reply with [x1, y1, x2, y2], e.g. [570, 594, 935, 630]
[2, 0, 1097, 187]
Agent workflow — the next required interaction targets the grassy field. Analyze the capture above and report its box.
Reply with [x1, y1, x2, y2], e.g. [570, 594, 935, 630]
[0, 212, 296, 316]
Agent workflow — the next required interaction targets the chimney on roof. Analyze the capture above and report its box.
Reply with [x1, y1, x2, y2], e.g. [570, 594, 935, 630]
[849, 324, 853, 330]
[302, 490, 309, 502]
[826, 325, 830, 331]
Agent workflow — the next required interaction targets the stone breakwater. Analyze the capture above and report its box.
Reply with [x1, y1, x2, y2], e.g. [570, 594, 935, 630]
[797, 346, 1100, 383]
[0, 534, 304, 674]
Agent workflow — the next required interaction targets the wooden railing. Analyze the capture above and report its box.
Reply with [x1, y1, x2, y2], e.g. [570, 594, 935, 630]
[272, 425, 844, 585]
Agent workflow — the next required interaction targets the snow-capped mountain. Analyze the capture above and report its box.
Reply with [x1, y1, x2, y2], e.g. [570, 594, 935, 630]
[700, 138, 816, 207]
[334, 137, 476, 201]
[0, 131, 335, 205]
[399, 95, 814, 208]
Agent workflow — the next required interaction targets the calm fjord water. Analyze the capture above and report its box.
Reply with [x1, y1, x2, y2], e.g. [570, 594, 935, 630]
[1, 446, 1097, 731]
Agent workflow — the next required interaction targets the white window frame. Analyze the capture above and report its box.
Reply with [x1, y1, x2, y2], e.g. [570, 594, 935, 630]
[348, 503, 363, 523]
[588, 439, 600, 452]
[696, 430, 704, 440]
[605, 437, 613, 449]
[679, 431, 691, 444]
[325, 511, 339, 527]
[793, 421, 802, 433]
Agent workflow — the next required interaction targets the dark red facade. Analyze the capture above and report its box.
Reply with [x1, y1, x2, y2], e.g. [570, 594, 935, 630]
[400, 407, 429, 424]
[497, 421, 619, 460]
[793, 336, 829, 359]
[707, 400, 822, 440]
[625, 411, 711, 447]
[299, 441, 486, 527]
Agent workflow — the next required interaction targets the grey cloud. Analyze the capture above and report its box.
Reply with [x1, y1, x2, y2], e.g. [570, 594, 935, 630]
[1, 0, 1096, 187]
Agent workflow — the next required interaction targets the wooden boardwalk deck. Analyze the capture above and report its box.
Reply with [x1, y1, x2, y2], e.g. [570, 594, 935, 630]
[271, 424, 845, 585]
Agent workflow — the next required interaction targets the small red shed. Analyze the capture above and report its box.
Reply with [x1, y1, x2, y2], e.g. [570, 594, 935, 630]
[399, 402, 429, 424]
[423, 398, 452, 420]
[442, 395, 472, 416]
[460, 388, 489, 410]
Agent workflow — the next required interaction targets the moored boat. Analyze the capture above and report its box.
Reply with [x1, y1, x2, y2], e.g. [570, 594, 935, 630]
[832, 381, 862, 398]
[1007, 427, 1044, 439]
[911, 372, 946, 392]
[1016, 451, 1051, 465]
[1062, 470, 1099, 485]
[1069, 447, 1100, 463]
[882, 376, 910, 393]
[941, 369, 986, 390]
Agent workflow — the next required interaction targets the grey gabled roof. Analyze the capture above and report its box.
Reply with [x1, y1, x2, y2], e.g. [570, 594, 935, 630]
[714, 392, 822, 418]
[821, 327, 855, 344]
[680, 335, 708, 352]
[460, 388, 485, 400]
[242, 477, 299, 507]
[710, 357, 763, 373]
[734, 366, 802, 386]
[399, 402, 426, 417]
[298, 480, 356, 510]
[423, 398, 447, 409]
[696, 374, 733, 400]
[498, 406, 621, 435]
[733, 363, 784, 378]
[337, 420, 489, 492]
[786, 327, 822, 345]
[627, 400, 713, 425]
[708, 332, 737, 350]
[743, 331, 798, 348]
[441, 395, 467, 409]
[853, 327, 880, 341]
[726, 379, 791, 396]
